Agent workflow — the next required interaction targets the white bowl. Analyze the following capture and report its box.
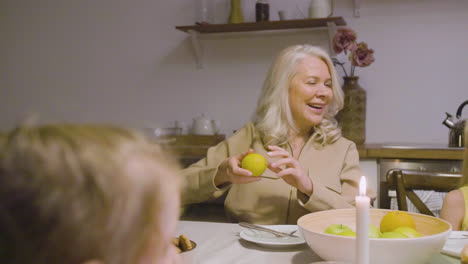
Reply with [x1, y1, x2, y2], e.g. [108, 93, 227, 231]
[298, 208, 451, 264]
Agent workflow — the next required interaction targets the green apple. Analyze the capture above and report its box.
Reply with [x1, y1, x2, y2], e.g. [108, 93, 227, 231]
[338, 230, 356, 237]
[324, 224, 352, 235]
[368, 224, 382, 238]
[381, 231, 409, 239]
[392, 226, 421, 238]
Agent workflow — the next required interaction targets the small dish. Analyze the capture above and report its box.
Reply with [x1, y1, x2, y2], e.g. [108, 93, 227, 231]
[239, 225, 305, 248]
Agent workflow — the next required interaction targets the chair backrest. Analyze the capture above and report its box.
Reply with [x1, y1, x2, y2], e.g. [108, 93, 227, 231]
[386, 169, 462, 216]
[0, 132, 5, 149]
[387, 123, 468, 216]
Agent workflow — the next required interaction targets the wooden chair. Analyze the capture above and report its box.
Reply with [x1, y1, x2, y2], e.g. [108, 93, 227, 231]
[387, 124, 468, 216]
[386, 169, 462, 216]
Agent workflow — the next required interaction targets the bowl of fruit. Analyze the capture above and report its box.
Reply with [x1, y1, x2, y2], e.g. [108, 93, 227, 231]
[297, 208, 451, 264]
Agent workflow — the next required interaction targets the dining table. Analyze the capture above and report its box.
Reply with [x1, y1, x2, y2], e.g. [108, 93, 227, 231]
[177, 220, 460, 264]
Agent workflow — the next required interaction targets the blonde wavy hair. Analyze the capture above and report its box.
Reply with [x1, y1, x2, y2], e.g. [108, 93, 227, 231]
[0, 124, 181, 264]
[254, 44, 344, 147]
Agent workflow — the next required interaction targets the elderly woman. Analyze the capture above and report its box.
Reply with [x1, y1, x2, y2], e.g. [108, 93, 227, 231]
[0, 124, 182, 264]
[182, 44, 375, 225]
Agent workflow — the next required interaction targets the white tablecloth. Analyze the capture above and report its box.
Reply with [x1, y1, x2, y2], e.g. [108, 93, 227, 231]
[177, 221, 459, 264]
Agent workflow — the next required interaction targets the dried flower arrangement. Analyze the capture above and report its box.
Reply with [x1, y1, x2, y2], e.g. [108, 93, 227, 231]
[332, 27, 375, 77]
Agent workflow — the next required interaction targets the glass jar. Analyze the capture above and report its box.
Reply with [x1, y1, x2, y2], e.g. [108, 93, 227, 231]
[255, 0, 269, 22]
[195, 0, 214, 24]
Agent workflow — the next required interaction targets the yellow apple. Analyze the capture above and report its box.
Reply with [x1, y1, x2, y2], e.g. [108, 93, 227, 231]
[241, 153, 267, 176]
[368, 224, 382, 238]
[392, 226, 421, 238]
[380, 211, 415, 233]
[324, 224, 352, 235]
[381, 231, 409, 239]
[337, 230, 356, 237]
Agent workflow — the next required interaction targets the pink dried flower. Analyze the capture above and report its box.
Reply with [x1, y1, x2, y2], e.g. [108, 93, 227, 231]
[333, 28, 357, 54]
[332, 27, 375, 77]
[350, 42, 375, 67]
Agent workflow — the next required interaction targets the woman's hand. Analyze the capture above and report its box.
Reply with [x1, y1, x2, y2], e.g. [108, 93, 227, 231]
[214, 149, 262, 186]
[267, 145, 313, 196]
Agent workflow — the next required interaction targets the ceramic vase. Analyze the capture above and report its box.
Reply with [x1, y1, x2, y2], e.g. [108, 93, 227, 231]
[336, 76, 366, 145]
[229, 0, 244, 23]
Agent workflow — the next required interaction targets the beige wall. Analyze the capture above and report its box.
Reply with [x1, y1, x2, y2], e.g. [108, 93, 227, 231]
[1, 0, 467, 144]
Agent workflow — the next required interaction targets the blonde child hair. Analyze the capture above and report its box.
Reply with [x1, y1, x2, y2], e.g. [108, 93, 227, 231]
[0, 124, 181, 264]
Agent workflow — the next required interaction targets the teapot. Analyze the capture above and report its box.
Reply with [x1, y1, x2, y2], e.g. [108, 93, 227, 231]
[442, 100, 468, 147]
[191, 113, 219, 135]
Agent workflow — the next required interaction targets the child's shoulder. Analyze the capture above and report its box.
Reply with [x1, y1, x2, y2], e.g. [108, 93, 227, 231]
[445, 188, 465, 205]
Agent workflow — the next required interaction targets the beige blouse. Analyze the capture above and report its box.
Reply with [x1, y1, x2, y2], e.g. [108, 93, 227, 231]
[181, 122, 375, 225]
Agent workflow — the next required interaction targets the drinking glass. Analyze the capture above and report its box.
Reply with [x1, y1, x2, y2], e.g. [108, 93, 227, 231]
[195, 0, 214, 24]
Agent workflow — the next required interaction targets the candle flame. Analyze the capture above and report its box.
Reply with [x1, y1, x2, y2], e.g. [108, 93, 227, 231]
[359, 176, 367, 196]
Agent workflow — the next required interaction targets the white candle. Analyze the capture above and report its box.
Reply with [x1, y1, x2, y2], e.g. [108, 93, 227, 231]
[356, 176, 370, 264]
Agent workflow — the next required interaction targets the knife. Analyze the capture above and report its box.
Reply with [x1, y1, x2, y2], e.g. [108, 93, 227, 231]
[239, 222, 299, 237]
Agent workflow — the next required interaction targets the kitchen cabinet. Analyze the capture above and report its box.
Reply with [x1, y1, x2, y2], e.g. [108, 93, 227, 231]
[158, 134, 225, 167]
[175, 17, 346, 68]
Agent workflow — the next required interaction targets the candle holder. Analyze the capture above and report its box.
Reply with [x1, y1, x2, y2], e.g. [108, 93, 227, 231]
[355, 176, 370, 264]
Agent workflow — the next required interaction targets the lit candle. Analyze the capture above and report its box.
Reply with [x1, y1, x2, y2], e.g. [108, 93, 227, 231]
[356, 176, 370, 264]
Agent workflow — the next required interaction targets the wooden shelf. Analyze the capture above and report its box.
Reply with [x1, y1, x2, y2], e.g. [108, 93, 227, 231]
[175, 17, 346, 69]
[175, 17, 346, 34]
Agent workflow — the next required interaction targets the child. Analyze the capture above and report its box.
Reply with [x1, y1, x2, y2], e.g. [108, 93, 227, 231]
[440, 124, 468, 231]
[0, 123, 182, 264]
[462, 244, 468, 264]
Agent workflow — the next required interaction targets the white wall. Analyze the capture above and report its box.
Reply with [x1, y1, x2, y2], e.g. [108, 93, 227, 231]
[1, 0, 467, 144]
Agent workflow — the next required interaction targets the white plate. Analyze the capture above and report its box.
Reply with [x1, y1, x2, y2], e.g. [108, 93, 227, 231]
[239, 224, 305, 248]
